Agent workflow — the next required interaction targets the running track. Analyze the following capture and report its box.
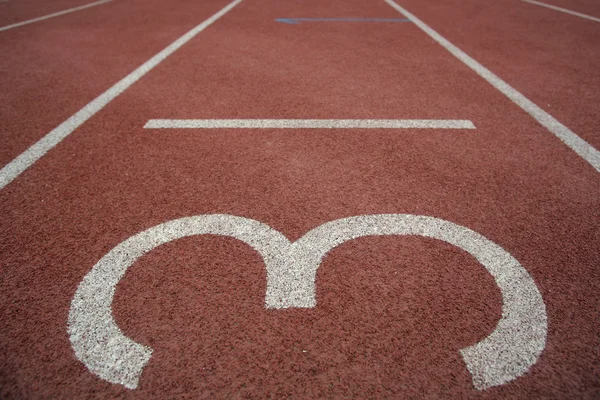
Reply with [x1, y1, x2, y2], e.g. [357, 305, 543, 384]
[1, 0, 599, 398]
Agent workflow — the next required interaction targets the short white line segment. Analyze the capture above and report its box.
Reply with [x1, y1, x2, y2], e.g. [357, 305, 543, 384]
[144, 119, 476, 129]
[0, 0, 243, 190]
[0, 0, 113, 32]
[384, 0, 600, 172]
[522, 0, 600, 23]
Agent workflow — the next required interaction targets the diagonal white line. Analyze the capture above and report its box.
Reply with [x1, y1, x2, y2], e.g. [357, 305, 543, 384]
[0, 0, 113, 32]
[144, 119, 476, 129]
[0, 0, 244, 190]
[522, 0, 600, 23]
[384, 0, 600, 172]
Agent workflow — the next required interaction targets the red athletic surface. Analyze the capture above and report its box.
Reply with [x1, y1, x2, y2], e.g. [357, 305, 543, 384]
[0, 0, 233, 166]
[400, 0, 600, 149]
[1, 0, 599, 398]
[0, 0, 94, 26]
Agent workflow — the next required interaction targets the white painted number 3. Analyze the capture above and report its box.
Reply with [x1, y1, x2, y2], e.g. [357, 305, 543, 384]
[68, 214, 547, 391]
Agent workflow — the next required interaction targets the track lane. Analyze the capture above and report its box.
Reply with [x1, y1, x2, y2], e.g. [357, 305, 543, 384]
[522, 0, 600, 22]
[0, 0, 113, 32]
[0, 0, 108, 27]
[525, 0, 600, 18]
[395, 0, 600, 151]
[1, 0, 599, 398]
[0, 0, 240, 167]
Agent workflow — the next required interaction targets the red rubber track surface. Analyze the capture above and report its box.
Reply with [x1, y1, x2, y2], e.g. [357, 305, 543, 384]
[399, 0, 600, 149]
[543, 0, 600, 16]
[0, 0, 236, 166]
[0, 0, 97, 26]
[1, 0, 599, 398]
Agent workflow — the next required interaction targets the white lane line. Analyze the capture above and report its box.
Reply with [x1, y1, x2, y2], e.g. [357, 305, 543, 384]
[0, 0, 113, 32]
[0, 0, 243, 190]
[522, 0, 600, 23]
[384, 0, 600, 172]
[144, 119, 476, 129]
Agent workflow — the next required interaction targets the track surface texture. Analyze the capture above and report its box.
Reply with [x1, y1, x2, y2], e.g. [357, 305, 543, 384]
[1, 0, 599, 398]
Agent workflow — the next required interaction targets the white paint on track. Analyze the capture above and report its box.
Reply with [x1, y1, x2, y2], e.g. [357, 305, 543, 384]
[144, 119, 476, 129]
[522, 0, 600, 23]
[0, 0, 244, 190]
[384, 0, 600, 172]
[69, 213, 546, 390]
[0, 0, 113, 32]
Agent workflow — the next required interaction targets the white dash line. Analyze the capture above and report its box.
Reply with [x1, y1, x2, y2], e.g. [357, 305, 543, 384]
[0, 0, 243, 190]
[522, 0, 600, 23]
[384, 0, 600, 172]
[0, 0, 113, 32]
[144, 119, 476, 129]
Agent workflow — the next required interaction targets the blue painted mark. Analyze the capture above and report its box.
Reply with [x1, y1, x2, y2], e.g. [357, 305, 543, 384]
[276, 18, 411, 25]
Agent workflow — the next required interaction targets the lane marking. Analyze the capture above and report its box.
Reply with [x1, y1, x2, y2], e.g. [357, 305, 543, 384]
[522, 0, 600, 23]
[144, 119, 476, 129]
[276, 17, 411, 24]
[0, 0, 243, 190]
[69, 214, 546, 390]
[0, 0, 113, 32]
[384, 0, 600, 172]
